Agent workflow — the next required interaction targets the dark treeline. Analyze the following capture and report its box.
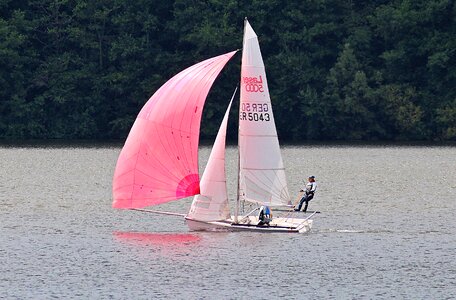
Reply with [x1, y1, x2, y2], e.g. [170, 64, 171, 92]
[1, 0, 455, 141]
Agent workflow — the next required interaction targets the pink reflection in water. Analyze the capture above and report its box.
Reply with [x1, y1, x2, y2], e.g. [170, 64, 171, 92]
[113, 232, 202, 258]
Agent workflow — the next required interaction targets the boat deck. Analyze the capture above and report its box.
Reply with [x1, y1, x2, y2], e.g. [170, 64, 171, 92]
[185, 213, 314, 233]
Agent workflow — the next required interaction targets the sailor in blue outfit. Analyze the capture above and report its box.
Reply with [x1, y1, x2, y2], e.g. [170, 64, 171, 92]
[294, 176, 317, 212]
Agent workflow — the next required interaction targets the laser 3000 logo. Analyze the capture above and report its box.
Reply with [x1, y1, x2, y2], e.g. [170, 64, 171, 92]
[242, 75, 264, 93]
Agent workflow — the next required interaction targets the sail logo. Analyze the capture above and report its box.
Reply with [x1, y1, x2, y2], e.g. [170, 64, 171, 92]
[243, 75, 264, 93]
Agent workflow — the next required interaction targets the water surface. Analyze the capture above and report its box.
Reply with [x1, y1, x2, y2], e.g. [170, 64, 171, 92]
[1, 144, 455, 299]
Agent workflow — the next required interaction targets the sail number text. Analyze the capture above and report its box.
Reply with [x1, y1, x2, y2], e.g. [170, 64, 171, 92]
[240, 102, 270, 122]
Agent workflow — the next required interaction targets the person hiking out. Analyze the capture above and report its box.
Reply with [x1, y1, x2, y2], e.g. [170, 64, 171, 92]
[294, 176, 317, 213]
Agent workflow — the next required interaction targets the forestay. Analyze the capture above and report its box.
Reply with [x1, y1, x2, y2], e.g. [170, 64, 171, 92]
[112, 51, 237, 209]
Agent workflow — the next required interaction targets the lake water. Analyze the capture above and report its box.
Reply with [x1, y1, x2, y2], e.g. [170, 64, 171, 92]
[1, 143, 455, 299]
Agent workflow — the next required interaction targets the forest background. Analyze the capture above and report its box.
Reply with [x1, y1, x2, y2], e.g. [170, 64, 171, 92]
[1, 0, 455, 141]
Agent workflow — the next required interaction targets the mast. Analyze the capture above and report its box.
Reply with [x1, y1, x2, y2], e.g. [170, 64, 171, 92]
[234, 18, 248, 224]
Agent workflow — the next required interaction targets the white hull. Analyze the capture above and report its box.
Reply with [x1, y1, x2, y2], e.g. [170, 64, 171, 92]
[185, 215, 313, 234]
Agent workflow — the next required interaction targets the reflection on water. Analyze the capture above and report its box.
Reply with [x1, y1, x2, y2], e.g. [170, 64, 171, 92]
[114, 232, 201, 246]
[113, 232, 201, 258]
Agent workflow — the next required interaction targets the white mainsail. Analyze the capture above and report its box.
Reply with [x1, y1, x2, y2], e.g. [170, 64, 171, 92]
[238, 20, 291, 206]
[187, 99, 233, 221]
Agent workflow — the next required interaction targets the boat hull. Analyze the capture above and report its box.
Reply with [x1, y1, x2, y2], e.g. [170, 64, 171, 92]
[185, 216, 313, 233]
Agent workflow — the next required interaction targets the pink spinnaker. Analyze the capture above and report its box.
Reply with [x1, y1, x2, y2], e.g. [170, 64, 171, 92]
[113, 51, 237, 209]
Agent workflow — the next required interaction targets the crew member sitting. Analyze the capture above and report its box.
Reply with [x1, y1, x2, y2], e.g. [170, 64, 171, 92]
[257, 205, 272, 226]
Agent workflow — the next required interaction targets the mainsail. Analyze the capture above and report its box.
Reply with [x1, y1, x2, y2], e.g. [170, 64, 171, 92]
[187, 97, 234, 221]
[112, 51, 237, 209]
[238, 20, 290, 206]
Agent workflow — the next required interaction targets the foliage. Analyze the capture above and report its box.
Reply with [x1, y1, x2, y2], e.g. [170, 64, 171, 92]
[0, 0, 455, 140]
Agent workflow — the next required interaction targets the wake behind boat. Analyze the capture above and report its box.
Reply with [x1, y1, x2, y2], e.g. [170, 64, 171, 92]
[112, 19, 317, 234]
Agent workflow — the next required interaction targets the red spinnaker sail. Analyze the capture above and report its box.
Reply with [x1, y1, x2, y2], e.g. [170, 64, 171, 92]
[113, 51, 237, 209]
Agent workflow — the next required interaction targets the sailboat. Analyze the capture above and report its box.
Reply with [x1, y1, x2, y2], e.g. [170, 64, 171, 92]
[112, 19, 317, 233]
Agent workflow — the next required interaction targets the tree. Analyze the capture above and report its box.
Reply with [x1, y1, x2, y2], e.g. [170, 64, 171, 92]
[320, 43, 380, 139]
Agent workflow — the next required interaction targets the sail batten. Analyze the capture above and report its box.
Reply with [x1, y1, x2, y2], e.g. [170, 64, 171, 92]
[112, 51, 237, 209]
